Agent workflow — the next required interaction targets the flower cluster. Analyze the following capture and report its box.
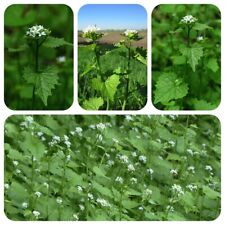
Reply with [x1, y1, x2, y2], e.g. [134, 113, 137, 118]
[26, 25, 50, 38]
[180, 15, 197, 24]
[96, 198, 111, 207]
[123, 29, 140, 40]
[171, 184, 184, 196]
[82, 25, 104, 41]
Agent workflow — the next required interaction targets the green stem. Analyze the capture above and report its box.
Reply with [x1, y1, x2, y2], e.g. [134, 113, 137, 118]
[31, 40, 39, 109]
[46, 158, 50, 220]
[106, 98, 110, 110]
[59, 155, 67, 220]
[94, 43, 101, 74]
[187, 25, 191, 48]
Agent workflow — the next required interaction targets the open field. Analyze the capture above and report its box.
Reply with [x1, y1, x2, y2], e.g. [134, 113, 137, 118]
[78, 30, 147, 48]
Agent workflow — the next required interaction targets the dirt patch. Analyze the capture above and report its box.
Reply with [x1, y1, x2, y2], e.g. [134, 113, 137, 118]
[78, 31, 147, 48]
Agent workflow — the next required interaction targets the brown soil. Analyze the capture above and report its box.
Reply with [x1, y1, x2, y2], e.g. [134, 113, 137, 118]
[78, 31, 147, 48]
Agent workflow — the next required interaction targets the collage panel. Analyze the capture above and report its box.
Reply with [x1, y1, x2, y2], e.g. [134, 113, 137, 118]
[4, 4, 73, 110]
[152, 4, 221, 110]
[78, 4, 147, 110]
[4, 115, 220, 221]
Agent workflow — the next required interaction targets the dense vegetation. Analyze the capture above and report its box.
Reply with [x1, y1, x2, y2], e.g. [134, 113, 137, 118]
[4, 4, 73, 110]
[152, 5, 221, 110]
[78, 28, 147, 110]
[4, 115, 220, 220]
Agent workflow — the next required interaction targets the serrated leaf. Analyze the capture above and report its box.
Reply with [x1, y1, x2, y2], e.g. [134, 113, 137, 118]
[82, 97, 104, 110]
[23, 67, 36, 84]
[35, 67, 59, 106]
[92, 166, 108, 178]
[180, 45, 203, 72]
[207, 58, 219, 73]
[104, 74, 120, 101]
[202, 186, 220, 200]
[190, 98, 216, 110]
[19, 132, 46, 160]
[91, 76, 104, 91]
[154, 72, 188, 104]
[43, 36, 73, 48]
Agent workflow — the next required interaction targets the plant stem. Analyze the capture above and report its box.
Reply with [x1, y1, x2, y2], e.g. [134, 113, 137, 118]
[31, 40, 39, 109]
[187, 25, 191, 47]
[122, 41, 132, 110]
[94, 43, 101, 73]
[106, 98, 110, 110]
[46, 158, 50, 220]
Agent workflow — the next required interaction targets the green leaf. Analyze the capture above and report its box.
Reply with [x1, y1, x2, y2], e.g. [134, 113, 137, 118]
[92, 166, 108, 178]
[122, 200, 140, 209]
[43, 36, 73, 48]
[134, 53, 147, 65]
[8, 45, 27, 53]
[35, 67, 59, 106]
[104, 74, 120, 101]
[8, 182, 29, 203]
[92, 181, 112, 198]
[207, 58, 219, 73]
[190, 98, 216, 110]
[180, 45, 203, 72]
[91, 76, 104, 91]
[19, 132, 46, 160]
[80, 63, 96, 77]
[82, 97, 104, 110]
[202, 186, 220, 200]
[154, 72, 188, 104]
[171, 55, 186, 65]
[23, 67, 36, 84]
[193, 23, 212, 31]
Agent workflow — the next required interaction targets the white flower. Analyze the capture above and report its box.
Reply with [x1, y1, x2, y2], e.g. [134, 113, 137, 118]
[22, 202, 28, 209]
[139, 155, 147, 164]
[96, 198, 111, 207]
[138, 206, 144, 211]
[156, 138, 161, 143]
[115, 176, 124, 184]
[16, 169, 21, 174]
[79, 204, 85, 211]
[170, 169, 178, 175]
[197, 36, 204, 41]
[74, 127, 83, 136]
[33, 210, 40, 218]
[180, 15, 197, 24]
[130, 177, 137, 184]
[64, 135, 69, 141]
[131, 151, 137, 157]
[26, 25, 49, 38]
[128, 164, 135, 172]
[56, 197, 63, 204]
[118, 154, 129, 164]
[187, 166, 195, 174]
[205, 165, 213, 171]
[66, 155, 71, 161]
[83, 25, 100, 34]
[166, 205, 174, 212]
[112, 138, 119, 143]
[57, 56, 66, 63]
[13, 160, 19, 166]
[88, 193, 94, 200]
[41, 136, 46, 141]
[168, 140, 176, 147]
[34, 191, 42, 198]
[144, 188, 153, 196]
[20, 116, 34, 128]
[107, 160, 114, 167]
[186, 184, 198, 191]
[37, 132, 43, 137]
[73, 213, 79, 221]
[4, 183, 9, 189]
[43, 182, 49, 188]
[147, 168, 154, 175]
[125, 115, 133, 121]
[124, 29, 138, 37]
[171, 184, 184, 196]
[53, 135, 61, 142]
[89, 124, 96, 129]
[77, 186, 83, 192]
[64, 140, 71, 148]
[187, 148, 194, 156]
[96, 123, 106, 130]
[96, 134, 103, 142]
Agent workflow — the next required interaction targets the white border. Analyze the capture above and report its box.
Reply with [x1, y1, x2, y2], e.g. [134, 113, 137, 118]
[0, 0, 224, 224]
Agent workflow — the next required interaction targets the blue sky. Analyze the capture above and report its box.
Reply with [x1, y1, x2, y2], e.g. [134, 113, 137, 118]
[78, 4, 147, 30]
